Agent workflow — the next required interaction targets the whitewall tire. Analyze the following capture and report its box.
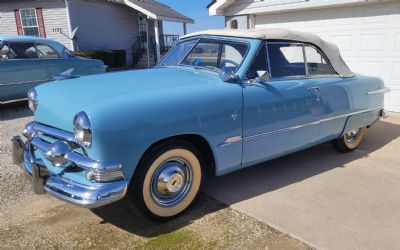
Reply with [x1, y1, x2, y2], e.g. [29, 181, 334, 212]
[127, 141, 202, 220]
[333, 127, 367, 152]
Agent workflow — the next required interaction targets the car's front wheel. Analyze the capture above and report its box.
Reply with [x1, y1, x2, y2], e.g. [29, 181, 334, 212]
[127, 140, 202, 221]
[332, 127, 367, 153]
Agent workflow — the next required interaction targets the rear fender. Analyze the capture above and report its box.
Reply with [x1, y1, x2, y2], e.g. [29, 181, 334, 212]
[340, 108, 381, 137]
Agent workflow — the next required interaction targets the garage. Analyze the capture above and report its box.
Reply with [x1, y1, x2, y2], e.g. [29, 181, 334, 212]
[209, 0, 400, 112]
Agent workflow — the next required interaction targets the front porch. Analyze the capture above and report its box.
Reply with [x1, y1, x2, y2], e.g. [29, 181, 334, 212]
[132, 34, 179, 68]
[112, 0, 194, 68]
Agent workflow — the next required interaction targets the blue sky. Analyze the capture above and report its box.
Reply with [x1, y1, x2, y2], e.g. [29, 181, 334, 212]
[158, 0, 225, 35]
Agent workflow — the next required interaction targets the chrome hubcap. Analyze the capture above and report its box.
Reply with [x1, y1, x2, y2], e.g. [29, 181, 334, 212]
[157, 166, 184, 195]
[151, 158, 193, 207]
[345, 129, 360, 143]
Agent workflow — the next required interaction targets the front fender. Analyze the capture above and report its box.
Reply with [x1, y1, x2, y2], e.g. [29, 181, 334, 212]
[85, 83, 243, 182]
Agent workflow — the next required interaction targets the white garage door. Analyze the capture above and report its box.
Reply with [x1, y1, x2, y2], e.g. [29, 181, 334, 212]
[255, 1, 400, 112]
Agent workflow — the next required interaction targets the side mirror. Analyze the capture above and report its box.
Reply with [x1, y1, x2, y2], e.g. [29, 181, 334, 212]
[219, 67, 239, 83]
[255, 71, 270, 83]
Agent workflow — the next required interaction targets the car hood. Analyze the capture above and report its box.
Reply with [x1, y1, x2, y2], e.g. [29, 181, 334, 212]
[34, 66, 221, 131]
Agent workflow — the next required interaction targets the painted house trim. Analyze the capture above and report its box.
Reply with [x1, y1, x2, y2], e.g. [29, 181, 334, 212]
[209, 0, 397, 16]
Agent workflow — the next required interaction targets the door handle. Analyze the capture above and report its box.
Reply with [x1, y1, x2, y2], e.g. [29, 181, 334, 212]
[308, 86, 320, 92]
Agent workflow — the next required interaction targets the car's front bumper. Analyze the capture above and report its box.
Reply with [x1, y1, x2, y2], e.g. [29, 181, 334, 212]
[11, 135, 127, 208]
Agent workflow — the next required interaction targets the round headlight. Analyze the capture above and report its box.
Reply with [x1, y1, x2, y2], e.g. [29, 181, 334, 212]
[27, 89, 38, 112]
[73, 111, 92, 147]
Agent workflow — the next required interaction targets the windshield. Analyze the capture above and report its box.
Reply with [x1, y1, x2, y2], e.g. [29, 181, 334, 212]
[160, 38, 249, 72]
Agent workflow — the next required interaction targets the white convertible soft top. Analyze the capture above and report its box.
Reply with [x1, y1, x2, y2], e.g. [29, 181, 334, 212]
[182, 28, 354, 77]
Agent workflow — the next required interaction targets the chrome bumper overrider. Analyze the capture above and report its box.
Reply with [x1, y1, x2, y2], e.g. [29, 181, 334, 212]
[11, 126, 127, 208]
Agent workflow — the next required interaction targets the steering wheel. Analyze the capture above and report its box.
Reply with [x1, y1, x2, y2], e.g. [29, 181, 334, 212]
[221, 59, 240, 68]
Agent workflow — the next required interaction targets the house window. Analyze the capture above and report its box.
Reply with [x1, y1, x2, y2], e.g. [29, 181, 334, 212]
[230, 20, 238, 29]
[20, 9, 40, 37]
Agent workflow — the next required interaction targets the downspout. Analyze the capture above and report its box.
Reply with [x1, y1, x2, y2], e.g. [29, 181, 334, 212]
[65, 0, 75, 51]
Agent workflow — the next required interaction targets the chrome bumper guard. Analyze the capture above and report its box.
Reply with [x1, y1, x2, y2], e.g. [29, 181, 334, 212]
[11, 123, 127, 208]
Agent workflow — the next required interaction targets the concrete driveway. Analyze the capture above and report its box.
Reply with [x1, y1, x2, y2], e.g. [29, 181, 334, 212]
[204, 114, 400, 250]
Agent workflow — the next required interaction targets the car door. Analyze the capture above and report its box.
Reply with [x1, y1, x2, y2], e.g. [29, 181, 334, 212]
[0, 42, 48, 102]
[35, 42, 75, 79]
[302, 45, 351, 140]
[242, 42, 322, 166]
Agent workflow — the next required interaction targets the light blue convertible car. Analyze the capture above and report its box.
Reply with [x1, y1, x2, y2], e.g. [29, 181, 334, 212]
[0, 35, 106, 103]
[12, 29, 390, 220]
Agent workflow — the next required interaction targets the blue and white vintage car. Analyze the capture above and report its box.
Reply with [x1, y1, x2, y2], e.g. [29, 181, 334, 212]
[0, 35, 106, 103]
[12, 29, 390, 220]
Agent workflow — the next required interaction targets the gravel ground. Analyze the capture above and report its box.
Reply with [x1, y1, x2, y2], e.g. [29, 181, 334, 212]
[0, 101, 311, 250]
[0, 101, 33, 212]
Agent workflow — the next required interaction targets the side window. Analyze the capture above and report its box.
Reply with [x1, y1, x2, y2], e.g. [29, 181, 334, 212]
[246, 44, 268, 79]
[1, 43, 12, 60]
[7, 42, 38, 59]
[268, 43, 306, 77]
[220, 43, 248, 69]
[183, 41, 220, 68]
[36, 43, 60, 59]
[305, 46, 337, 75]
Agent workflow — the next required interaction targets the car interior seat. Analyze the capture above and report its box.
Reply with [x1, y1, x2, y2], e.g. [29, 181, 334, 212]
[0, 46, 9, 59]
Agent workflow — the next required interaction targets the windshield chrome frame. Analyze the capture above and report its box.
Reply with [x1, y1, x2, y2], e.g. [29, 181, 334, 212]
[158, 38, 200, 67]
[159, 36, 251, 74]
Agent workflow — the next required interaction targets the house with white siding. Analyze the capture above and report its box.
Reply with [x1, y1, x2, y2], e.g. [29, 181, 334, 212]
[0, 0, 194, 67]
[208, 0, 400, 112]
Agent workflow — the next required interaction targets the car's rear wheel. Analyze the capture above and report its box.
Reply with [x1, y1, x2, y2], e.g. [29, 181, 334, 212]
[126, 140, 202, 221]
[332, 127, 367, 153]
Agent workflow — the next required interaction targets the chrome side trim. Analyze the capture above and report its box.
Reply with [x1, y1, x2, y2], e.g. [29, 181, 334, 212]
[219, 106, 383, 147]
[367, 87, 391, 95]
[0, 97, 28, 104]
[244, 107, 383, 142]
[0, 79, 53, 87]
[219, 136, 243, 147]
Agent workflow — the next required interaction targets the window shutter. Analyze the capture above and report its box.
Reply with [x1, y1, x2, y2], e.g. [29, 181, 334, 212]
[36, 8, 46, 38]
[14, 9, 23, 35]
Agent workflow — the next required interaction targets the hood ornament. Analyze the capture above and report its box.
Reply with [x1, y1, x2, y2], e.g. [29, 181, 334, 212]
[53, 68, 80, 81]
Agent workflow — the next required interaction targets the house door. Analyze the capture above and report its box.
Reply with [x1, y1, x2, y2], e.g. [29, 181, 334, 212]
[138, 14, 148, 49]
